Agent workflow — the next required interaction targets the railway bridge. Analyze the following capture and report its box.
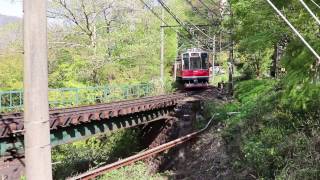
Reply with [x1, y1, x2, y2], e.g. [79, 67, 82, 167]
[0, 92, 185, 157]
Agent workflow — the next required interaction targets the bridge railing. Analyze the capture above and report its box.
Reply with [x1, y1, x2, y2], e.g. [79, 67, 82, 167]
[0, 83, 156, 112]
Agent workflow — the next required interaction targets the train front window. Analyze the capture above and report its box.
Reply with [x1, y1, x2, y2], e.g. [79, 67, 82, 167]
[201, 53, 208, 69]
[183, 53, 189, 70]
[190, 57, 201, 70]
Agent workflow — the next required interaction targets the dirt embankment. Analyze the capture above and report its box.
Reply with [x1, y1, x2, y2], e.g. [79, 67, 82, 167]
[162, 87, 245, 180]
[167, 123, 238, 180]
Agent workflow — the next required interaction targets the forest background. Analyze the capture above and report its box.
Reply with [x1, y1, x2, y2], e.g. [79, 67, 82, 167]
[0, 0, 319, 179]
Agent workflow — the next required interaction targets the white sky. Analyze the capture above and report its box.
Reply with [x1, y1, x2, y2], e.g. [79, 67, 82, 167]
[0, 0, 23, 17]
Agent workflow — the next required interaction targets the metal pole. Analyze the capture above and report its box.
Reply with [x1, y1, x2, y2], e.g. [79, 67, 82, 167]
[212, 34, 216, 82]
[266, 0, 320, 63]
[228, 40, 234, 95]
[24, 0, 53, 180]
[299, 0, 320, 26]
[219, 32, 222, 53]
[173, 62, 177, 81]
[160, 8, 165, 88]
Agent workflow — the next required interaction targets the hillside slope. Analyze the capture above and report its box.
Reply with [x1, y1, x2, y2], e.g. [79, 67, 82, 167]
[0, 14, 20, 26]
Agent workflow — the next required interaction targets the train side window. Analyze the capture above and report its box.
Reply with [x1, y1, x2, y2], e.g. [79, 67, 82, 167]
[183, 53, 189, 70]
[201, 53, 208, 69]
[177, 61, 182, 71]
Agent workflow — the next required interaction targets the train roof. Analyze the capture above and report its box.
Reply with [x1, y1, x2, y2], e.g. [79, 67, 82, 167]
[179, 48, 208, 54]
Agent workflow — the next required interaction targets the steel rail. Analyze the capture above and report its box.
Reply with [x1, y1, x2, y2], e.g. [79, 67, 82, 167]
[0, 94, 184, 120]
[48, 93, 183, 118]
[0, 93, 172, 115]
[69, 115, 215, 180]
[1, 95, 183, 121]
[0, 93, 185, 120]
[0, 93, 186, 137]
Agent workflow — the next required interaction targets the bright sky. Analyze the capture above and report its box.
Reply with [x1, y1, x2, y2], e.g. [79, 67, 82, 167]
[0, 0, 23, 17]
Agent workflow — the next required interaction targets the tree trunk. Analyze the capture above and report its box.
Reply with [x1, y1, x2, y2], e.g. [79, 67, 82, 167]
[271, 44, 278, 78]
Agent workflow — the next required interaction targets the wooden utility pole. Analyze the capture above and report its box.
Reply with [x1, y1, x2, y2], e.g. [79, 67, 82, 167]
[24, 0, 53, 179]
[160, 8, 165, 88]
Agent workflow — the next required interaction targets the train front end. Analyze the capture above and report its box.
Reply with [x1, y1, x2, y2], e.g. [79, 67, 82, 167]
[175, 48, 210, 89]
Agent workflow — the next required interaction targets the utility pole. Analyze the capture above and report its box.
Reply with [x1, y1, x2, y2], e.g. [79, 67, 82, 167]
[228, 2, 234, 95]
[24, 0, 53, 180]
[173, 61, 177, 81]
[212, 34, 216, 82]
[219, 32, 222, 53]
[160, 8, 165, 88]
[228, 38, 234, 95]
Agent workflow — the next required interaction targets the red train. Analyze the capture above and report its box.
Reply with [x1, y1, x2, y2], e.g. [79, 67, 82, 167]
[174, 48, 210, 88]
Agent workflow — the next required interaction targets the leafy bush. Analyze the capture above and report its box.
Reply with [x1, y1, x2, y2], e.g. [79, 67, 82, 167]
[52, 129, 141, 180]
[211, 79, 320, 179]
[99, 162, 166, 180]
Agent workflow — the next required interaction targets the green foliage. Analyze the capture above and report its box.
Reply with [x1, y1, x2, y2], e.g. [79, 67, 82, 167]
[0, 54, 23, 90]
[212, 79, 320, 179]
[276, 133, 320, 180]
[227, 4, 320, 178]
[280, 41, 320, 109]
[52, 129, 141, 180]
[99, 162, 166, 180]
[242, 128, 285, 177]
[230, 0, 320, 81]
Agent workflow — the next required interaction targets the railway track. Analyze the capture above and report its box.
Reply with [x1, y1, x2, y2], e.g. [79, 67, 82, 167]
[69, 115, 215, 180]
[0, 86, 221, 138]
[0, 93, 186, 138]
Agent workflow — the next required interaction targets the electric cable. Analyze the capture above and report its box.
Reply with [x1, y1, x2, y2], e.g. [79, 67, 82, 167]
[299, 0, 320, 26]
[157, 0, 213, 47]
[198, 0, 220, 17]
[140, 0, 231, 52]
[311, 0, 320, 9]
[139, 0, 207, 49]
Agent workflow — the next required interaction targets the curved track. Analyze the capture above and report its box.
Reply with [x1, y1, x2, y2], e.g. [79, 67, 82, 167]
[0, 93, 186, 138]
[69, 115, 215, 180]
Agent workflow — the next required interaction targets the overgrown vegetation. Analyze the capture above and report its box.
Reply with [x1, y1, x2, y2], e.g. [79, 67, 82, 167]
[1, 0, 320, 179]
[98, 162, 166, 180]
[207, 79, 320, 179]
[212, 0, 320, 178]
[52, 129, 141, 179]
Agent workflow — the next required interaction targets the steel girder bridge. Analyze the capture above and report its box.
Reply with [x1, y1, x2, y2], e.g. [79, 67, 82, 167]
[0, 93, 185, 157]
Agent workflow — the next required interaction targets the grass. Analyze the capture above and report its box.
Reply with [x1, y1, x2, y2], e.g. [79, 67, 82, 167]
[206, 79, 320, 179]
[98, 162, 167, 180]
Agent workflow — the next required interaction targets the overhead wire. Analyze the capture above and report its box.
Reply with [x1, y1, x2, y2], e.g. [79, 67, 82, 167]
[156, 0, 214, 49]
[265, 0, 320, 63]
[138, 0, 206, 50]
[198, 0, 220, 17]
[139, 0, 231, 52]
[185, 0, 220, 27]
[298, 0, 320, 26]
[158, 0, 232, 53]
[156, 0, 191, 34]
[184, 0, 232, 52]
[185, 0, 212, 22]
[310, 0, 320, 9]
[157, 0, 213, 40]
